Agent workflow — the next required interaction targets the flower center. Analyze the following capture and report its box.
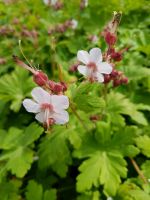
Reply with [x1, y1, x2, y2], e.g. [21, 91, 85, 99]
[41, 103, 53, 111]
[87, 62, 97, 71]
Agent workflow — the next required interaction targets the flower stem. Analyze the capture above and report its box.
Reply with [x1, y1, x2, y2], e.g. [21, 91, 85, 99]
[70, 103, 89, 132]
[129, 157, 148, 184]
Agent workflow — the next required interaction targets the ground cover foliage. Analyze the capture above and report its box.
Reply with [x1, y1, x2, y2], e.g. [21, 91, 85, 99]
[0, 0, 150, 199]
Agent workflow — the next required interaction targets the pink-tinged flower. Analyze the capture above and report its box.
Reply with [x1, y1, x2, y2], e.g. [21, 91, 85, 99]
[70, 19, 78, 29]
[23, 87, 69, 127]
[77, 48, 112, 82]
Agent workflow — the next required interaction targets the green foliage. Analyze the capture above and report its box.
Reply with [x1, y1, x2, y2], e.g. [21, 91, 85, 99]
[115, 182, 150, 200]
[26, 180, 56, 200]
[0, 0, 149, 199]
[38, 126, 72, 177]
[0, 123, 43, 180]
[73, 82, 105, 113]
[0, 180, 21, 200]
[0, 68, 35, 112]
[106, 92, 148, 126]
[136, 136, 150, 157]
[74, 122, 139, 196]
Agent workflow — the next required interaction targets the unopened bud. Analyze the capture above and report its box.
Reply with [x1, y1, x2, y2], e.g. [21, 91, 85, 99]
[53, 83, 64, 94]
[104, 74, 111, 83]
[113, 79, 121, 87]
[110, 70, 119, 78]
[90, 115, 100, 121]
[60, 82, 67, 92]
[33, 71, 48, 86]
[121, 77, 128, 84]
[111, 52, 122, 61]
[105, 32, 117, 46]
[69, 63, 78, 72]
[48, 80, 55, 90]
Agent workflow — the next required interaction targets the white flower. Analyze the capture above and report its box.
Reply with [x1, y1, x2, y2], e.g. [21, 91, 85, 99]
[70, 19, 78, 29]
[91, 35, 98, 44]
[84, 0, 88, 7]
[23, 87, 69, 126]
[43, 0, 57, 6]
[77, 48, 112, 82]
[107, 197, 113, 200]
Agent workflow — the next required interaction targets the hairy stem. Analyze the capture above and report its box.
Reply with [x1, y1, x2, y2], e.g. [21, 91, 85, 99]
[130, 157, 148, 184]
[70, 103, 89, 132]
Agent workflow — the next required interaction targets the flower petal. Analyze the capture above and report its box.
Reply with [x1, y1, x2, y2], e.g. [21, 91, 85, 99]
[23, 99, 40, 113]
[95, 72, 104, 83]
[77, 50, 90, 64]
[35, 112, 45, 123]
[53, 111, 69, 124]
[97, 62, 112, 74]
[51, 95, 69, 111]
[31, 87, 50, 104]
[89, 48, 102, 63]
[77, 65, 88, 76]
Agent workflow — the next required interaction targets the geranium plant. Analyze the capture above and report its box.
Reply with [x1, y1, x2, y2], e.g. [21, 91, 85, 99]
[0, 1, 150, 200]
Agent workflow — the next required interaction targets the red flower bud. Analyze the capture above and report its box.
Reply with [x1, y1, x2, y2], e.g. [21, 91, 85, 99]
[121, 77, 128, 84]
[110, 70, 119, 79]
[33, 71, 48, 86]
[111, 52, 122, 61]
[48, 80, 55, 90]
[113, 79, 121, 87]
[104, 74, 111, 83]
[60, 82, 67, 92]
[69, 64, 78, 72]
[53, 83, 64, 94]
[90, 115, 100, 121]
[105, 32, 117, 46]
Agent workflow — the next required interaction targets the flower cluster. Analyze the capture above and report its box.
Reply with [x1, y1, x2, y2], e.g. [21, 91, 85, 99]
[80, 0, 88, 9]
[13, 56, 69, 129]
[13, 11, 129, 129]
[43, 0, 63, 10]
[48, 19, 78, 35]
[101, 11, 129, 87]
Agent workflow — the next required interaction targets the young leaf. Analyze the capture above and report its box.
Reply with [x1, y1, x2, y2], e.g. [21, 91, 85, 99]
[0, 123, 43, 179]
[136, 135, 150, 157]
[0, 180, 21, 200]
[73, 82, 105, 113]
[25, 180, 57, 200]
[0, 67, 35, 112]
[106, 92, 148, 126]
[38, 126, 72, 177]
[141, 160, 150, 179]
[115, 182, 150, 200]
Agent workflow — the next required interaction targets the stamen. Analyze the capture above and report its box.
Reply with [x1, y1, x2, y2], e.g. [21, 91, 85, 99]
[87, 62, 97, 70]
[41, 103, 53, 111]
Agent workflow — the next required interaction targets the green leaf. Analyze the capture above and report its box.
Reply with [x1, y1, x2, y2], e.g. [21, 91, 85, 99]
[38, 126, 72, 177]
[106, 92, 148, 126]
[0, 67, 35, 112]
[142, 160, 150, 179]
[73, 82, 105, 113]
[115, 182, 150, 200]
[43, 189, 57, 200]
[0, 147, 33, 178]
[0, 123, 43, 179]
[74, 123, 138, 196]
[77, 191, 101, 200]
[26, 180, 43, 200]
[77, 151, 126, 196]
[0, 180, 21, 200]
[136, 135, 150, 157]
[26, 180, 57, 200]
